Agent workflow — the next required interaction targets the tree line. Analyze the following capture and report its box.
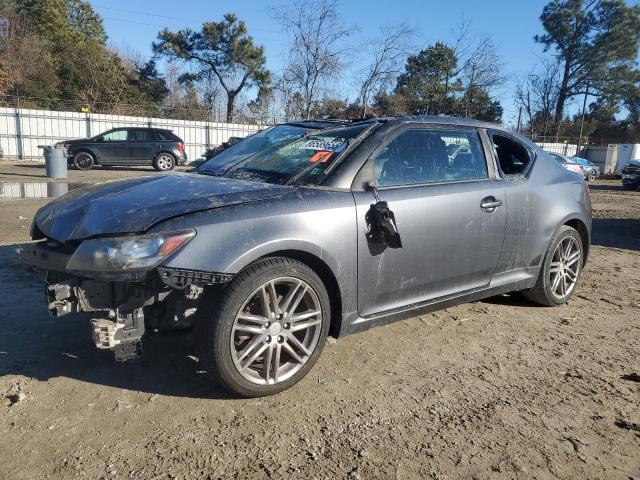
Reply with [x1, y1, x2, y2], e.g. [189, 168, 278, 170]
[0, 0, 639, 143]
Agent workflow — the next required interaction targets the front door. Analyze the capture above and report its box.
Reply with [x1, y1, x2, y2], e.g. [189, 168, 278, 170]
[95, 128, 130, 164]
[354, 126, 506, 317]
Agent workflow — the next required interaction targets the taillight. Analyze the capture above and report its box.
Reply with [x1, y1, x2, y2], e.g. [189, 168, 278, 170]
[177, 142, 185, 153]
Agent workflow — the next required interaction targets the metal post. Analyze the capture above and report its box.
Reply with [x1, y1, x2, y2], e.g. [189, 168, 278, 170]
[14, 107, 23, 160]
[577, 85, 589, 155]
[516, 106, 522, 133]
[85, 112, 92, 138]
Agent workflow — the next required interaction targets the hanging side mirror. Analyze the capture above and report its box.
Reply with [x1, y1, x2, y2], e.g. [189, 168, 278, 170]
[365, 183, 402, 249]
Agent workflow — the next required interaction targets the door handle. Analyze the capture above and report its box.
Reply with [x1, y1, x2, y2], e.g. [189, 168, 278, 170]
[480, 197, 502, 212]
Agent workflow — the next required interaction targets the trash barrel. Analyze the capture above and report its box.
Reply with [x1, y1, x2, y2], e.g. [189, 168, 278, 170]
[41, 146, 68, 179]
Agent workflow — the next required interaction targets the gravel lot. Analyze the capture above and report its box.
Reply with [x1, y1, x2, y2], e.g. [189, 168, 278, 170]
[0, 162, 639, 479]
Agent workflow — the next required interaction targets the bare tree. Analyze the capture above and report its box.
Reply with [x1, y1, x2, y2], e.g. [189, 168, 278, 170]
[273, 0, 351, 119]
[446, 21, 507, 118]
[273, 71, 304, 121]
[515, 60, 561, 137]
[459, 36, 507, 118]
[356, 23, 415, 118]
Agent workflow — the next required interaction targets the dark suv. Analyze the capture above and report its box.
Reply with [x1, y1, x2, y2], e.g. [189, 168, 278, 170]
[57, 127, 187, 171]
[622, 160, 640, 191]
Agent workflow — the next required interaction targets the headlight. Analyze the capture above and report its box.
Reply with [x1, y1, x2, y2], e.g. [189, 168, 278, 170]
[67, 230, 195, 273]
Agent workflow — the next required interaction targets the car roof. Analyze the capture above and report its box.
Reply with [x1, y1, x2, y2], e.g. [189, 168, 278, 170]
[361, 115, 507, 130]
[285, 119, 352, 129]
[107, 127, 174, 132]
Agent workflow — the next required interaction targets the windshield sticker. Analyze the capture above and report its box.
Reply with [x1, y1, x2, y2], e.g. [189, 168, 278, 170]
[300, 139, 345, 152]
[308, 151, 333, 164]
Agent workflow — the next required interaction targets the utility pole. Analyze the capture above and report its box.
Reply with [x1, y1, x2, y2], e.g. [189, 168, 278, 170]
[577, 84, 589, 155]
[516, 106, 522, 133]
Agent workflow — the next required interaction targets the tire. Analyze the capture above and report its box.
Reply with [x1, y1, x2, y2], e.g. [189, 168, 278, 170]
[587, 169, 597, 181]
[73, 152, 95, 170]
[523, 225, 583, 306]
[197, 257, 331, 397]
[153, 153, 176, 171]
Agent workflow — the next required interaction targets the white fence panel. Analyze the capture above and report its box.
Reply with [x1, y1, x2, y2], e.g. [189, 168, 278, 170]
[0, 106, 262, 161]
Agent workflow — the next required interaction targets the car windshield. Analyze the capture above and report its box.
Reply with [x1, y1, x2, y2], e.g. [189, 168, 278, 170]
[198, 124, 308, 174]
[221, 124, 370, 185]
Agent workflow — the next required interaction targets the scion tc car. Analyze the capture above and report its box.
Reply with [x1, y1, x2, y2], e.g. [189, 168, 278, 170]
[56, 127, 187, 171]
[23, 116, 592, 397]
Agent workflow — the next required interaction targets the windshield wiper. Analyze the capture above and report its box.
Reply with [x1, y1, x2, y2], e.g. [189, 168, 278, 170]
[194, 169, 223, 177]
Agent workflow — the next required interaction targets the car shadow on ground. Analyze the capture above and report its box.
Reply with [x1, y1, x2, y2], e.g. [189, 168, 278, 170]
[481, 292, 543, 307]
[592, 218, 640, 251]
[0, 244, 235, 400]
[587, 183, 623, 192]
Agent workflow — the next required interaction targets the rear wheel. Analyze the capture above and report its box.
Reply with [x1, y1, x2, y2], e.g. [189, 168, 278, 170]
[153, 153, 176, 171]
[197, 257, 330, 397]
[523, 225, 583, 306]
[73, 152, 95, 170]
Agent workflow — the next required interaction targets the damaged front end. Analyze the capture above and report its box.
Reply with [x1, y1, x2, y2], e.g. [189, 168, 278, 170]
[21, 232, 232, 362]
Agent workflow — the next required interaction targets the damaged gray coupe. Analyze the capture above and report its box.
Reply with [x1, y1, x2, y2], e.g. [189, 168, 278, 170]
[22, 117, 592, 397]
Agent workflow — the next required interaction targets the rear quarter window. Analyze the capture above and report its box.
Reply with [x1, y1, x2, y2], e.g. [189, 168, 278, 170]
[490, 132, 534, 176]
[156, 130, 181, 142]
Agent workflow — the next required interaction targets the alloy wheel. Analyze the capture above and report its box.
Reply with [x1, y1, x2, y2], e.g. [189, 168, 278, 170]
[231, 277, 322, 385]
[75, 153, 93, 170]
[548, 236, 581, 300]
[156, 154, 174, 170]
[588, 169, 596, 181]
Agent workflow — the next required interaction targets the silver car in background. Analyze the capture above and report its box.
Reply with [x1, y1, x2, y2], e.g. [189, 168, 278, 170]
[23, 116, 592, 397]
[548, 152, 586, 177]
[572, 156, 601, 181]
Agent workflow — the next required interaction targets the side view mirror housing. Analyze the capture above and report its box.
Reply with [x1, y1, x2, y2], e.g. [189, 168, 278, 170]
[365, 183, 402, 249]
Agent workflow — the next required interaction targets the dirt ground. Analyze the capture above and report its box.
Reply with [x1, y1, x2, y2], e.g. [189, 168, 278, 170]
[0, 162, 638, 480]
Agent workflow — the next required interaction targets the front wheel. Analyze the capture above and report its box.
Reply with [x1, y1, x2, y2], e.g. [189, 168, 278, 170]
[73, 152, 95, 170]
[153, 153, 176, 171]
[197, 257, 331, 397]
[523, 225, 583, 306]
[587, 169, 597, 181]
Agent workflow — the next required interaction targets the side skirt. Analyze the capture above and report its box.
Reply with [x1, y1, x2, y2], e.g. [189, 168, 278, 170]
[340, 268, 539, 336]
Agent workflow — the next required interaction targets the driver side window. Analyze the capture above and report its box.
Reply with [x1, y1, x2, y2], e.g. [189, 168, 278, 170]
[373, 128, 488, 187]
[101, 130, 127, 142]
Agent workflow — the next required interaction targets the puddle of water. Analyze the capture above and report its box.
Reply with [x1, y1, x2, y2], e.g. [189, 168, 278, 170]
[0, 182, 84, 200]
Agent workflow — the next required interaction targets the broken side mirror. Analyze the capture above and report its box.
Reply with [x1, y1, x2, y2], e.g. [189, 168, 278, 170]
[365, 183, 402, 249]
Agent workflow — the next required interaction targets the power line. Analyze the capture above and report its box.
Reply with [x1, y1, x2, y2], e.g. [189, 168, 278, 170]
[103, 17, 166, 28]
[93, 3, 197, 22]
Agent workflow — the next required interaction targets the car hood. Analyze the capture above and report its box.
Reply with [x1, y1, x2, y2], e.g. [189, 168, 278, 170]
[59, 138, 90, 146]
[34, 173, 294, 242]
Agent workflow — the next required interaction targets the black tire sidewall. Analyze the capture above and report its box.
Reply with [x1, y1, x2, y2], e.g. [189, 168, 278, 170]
[540, 226, 583, 305]
[73, 152, 94, 170]
[202, 258, 331, 397]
